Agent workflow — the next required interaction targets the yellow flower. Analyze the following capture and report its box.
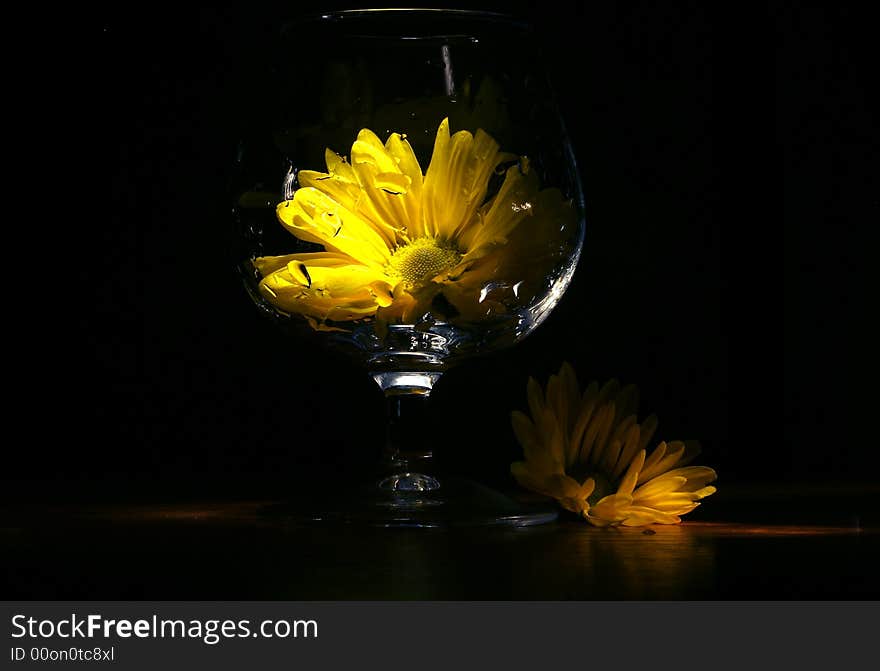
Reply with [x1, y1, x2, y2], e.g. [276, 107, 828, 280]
[510, 362, 717, 526]
[254, 118, 575, 330]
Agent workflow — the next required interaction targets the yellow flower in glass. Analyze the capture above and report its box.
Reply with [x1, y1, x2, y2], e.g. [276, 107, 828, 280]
[510, 363, 717, 526]
[254, 118, 573, 330]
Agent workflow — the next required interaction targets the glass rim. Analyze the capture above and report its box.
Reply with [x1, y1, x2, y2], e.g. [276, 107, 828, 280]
[280, 7, 533, 39]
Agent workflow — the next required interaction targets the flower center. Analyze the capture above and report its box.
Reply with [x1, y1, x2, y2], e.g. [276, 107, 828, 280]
[386, 237, 462, 288]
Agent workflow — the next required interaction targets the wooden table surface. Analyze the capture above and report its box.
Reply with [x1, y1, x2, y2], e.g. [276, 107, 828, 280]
[3, 484, 878, 600]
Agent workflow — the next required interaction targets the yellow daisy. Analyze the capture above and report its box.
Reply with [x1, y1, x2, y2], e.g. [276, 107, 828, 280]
[510, 362, 717, 526]
[253, 118, 575, 330]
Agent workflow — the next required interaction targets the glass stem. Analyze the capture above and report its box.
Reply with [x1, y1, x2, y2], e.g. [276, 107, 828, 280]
[372, 371, 443, 492]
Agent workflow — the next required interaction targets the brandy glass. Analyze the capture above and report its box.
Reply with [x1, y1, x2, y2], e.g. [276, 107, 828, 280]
[233, 9, 585, 526]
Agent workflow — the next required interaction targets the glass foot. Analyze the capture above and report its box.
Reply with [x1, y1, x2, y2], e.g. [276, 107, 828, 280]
[378, 471, 441, 492]
[261, 478, 558, 528]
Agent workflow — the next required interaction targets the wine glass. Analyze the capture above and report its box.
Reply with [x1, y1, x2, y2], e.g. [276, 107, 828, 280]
[233, 9, 585, 526]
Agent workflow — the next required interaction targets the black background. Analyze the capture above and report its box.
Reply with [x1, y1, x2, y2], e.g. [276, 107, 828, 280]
[7, 3, 874, 505]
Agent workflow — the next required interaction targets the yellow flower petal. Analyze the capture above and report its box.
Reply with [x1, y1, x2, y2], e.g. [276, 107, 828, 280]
[422, 118, 505, 240]
[545, 373, 569, 440]
[369, 281, 394, 307]
[632, 475, 689, 500]
[253, 251, 357, 277]
[587, 402, 617, 467]
[601, 438, 623, 475]
[617, 449, 646, 496]
[602, 414, 636, 473]
[677, 440, 703, 468]
[544, 473, 591, 514]
[570, 382, 600, 457]
[638, 414, 659, 452]
[385, 132, 425, 237]
[324, 147, 357, 179]
[276, 188, 394, 268]
[598, 379, 621, 404]
[510, 363, 717, 526]
[459, 162, 540, 258]
[611, 423, 643, 480]
[618, 509, 664, 527]
[297, 170, 400, 248]
[638, 441, 667, 483]
[511, 461, 554, 498]
[559, 363, 580, 421]
[549, 473, 585, 499]
[526, 376, 545, 422]
[375, 281, 434, 323]
[632, 496, 702, 514]
[351, 128, 400, 173]
[511, 410, 557, 474]
[258, 262, 390, 323]
[579, 402, 613, 465]
[578, 477, 596, 500]
[620, 506, 682, 526]
[662, 466, 718, 492]
[586, 492, 633, 526]
[260, 119, 582, 330]
[548, 420, 566, 473]
[609, 415, 637, 453]
[443, 185, 576, 303]
[638, 440, 687, 483]
[614, 384, 640, 421]
[348, 132, 422, 242]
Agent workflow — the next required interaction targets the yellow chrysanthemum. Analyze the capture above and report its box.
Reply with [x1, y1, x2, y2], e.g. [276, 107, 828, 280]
[254, 118, 574, 329]
[510, 362, 717, 527]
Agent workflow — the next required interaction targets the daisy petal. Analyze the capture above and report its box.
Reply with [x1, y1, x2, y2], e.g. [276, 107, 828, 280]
[601, 438, 623, 475]
[527, 377, 545, 421]
[617, 449, 646, 496]
[663, 466, 718, 492]
[622, 506, 682, 525]
[511, 410, 555, 472]
[637, 441, 667, 485]
[422, 119, 504, 240]
[638, 441, 687, 483]
[587, 492, 633, 526]
[511, 461, 553, 497]
[460, 162, 540, 257]
[638, 414, 659, 452]
[598, 379, 621, 404]
[589, 402, 617, 467]
[259, 262, 390, 323]
[385, 132, 424, 237]
[571, 386, 599, 455]
[253, 251, 357, 277]
[614, 384, 640, 420]
[579, 402, 609, 465]
[546, 373, 569, 438]
[612, 424, 642, 480]
[632, 475, 689, 499]
[276, 189, 392, 267]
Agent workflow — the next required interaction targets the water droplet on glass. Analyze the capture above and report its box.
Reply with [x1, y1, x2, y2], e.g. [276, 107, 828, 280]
[414, 312, 436, 332]
[479, 281, 510, 304]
